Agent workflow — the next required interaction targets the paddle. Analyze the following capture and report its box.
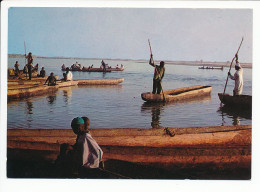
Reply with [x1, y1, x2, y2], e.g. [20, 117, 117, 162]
[148, 39, 166, 102]
[24, 41, 27, 79]
[221, 37, 244, 105]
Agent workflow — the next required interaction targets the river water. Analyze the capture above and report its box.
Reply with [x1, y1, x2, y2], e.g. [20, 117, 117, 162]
[7, 57, 252, 129]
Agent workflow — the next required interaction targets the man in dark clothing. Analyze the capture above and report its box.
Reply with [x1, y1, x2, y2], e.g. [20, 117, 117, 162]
[101, 60, 106, 72]
[14, 61, 19, 76]
[37, 67, 46, 77]
[149, 54, 165, 94]
[44, 72, 57, 86]
[25, 52, 33, 80]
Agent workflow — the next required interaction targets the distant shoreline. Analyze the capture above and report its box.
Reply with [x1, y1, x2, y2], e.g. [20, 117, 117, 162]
[8, 54, 252, 68]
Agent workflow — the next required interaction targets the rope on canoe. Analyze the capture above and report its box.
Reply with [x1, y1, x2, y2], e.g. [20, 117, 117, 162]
[164, 128, 175, 137]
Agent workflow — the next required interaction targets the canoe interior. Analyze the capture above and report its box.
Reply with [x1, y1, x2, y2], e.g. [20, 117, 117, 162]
[141, 85, 212, 103]
[166, 85, 212, 96]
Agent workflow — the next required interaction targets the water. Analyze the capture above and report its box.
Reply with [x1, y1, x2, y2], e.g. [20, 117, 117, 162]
[7, 57, 252, 129]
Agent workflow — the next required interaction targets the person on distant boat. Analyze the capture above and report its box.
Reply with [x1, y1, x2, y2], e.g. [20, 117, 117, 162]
[44, 72, 57, 86]
[14, 61, 19, 76]
[116, 64, 119, 69]
[37, 67, 46, 77]
[25, 52, 33, 80]
[101, 60, 106, 72]
[121, 64, 124, 69]
[228, 54, 243, 96]
[149, 54, 165, 94]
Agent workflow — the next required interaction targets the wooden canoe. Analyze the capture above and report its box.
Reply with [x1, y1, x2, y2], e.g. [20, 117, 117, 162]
[141, 85, 212, 103]
[62, 67, 124, 72]
[7, 125, 251, 179]
[198, 66, 224, 70]
[8, 78, 124, 100]
[218, 93, 252, 109]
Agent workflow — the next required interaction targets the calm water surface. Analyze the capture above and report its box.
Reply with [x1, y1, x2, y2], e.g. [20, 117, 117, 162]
[7, 57, 252, 129]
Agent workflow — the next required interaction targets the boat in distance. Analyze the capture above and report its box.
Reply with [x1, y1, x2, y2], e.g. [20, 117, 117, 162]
[141, 85, 212, 103]
[198, 66, 224, 70]
[218, 93, 252, 109]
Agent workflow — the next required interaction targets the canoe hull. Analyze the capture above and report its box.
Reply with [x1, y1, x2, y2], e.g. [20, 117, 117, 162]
[218, 93, 252, 109]
[62, 67, 124, 72]
[7, 125, 251, 179]
[8, 78, 124, 100]
[141, 85, 212, 102]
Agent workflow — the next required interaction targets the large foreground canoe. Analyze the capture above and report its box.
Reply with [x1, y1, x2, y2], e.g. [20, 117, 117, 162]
[141, 85, 212, 102]
[8, 78, 124, 100]
[7, 125, 251, 179]
[218, 93, 252, 109]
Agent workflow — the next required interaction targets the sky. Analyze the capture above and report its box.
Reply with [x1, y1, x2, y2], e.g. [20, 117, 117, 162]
[8, 7, 252, 62]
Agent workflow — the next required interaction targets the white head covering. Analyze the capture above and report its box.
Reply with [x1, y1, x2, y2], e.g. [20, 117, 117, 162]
[235, 60, 241, 69]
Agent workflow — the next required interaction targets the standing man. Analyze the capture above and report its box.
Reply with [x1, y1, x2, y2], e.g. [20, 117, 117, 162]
[101, 60, 106, 72]
[149, 54, 165, 94]
[228, 54, 243, 96]
[14, 61, 19, 77]
[25, 52, 33, 80]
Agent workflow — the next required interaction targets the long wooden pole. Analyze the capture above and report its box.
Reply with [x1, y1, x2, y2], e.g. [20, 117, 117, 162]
[221, 37, 244, 105]
[24, 41, 27, 79]
[148, 39, 166, 102]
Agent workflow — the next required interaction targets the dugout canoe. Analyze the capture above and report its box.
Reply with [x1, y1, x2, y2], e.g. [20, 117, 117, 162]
[8, 78, 124, 100]
[62, 67, 124, 72]
[141, 85, 212, 103]
[198, 66, 224, 70]
[7, 125, 251, 179]
[218, 93, 252, 109]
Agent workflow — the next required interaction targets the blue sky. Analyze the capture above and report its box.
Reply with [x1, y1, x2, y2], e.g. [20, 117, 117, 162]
[8, 7, 252, 62]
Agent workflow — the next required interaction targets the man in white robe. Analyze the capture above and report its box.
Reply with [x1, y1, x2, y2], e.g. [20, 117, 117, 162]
[228, 54, 243, 96]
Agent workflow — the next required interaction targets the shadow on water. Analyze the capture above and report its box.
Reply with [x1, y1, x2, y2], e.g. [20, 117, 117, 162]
[217, 105, 252, 126]
[141, 95, 212, 128]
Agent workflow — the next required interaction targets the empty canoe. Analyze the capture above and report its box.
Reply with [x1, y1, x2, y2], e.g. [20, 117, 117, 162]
[218, 93, 252, 109]
[141, 85, 212, 103]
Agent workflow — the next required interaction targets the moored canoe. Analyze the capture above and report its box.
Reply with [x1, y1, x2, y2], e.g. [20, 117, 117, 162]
[8, 78, 124, 100]
[141, 85, 212, 102]
[7, 125, 251, 179]
[218, 93, 252, 109]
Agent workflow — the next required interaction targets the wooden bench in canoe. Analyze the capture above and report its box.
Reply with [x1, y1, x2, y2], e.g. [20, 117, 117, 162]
[218, 93, 252, 109]
[7, 125, 251, 179]
[8, 78, 124, 100]
[141, 85, 212, 103]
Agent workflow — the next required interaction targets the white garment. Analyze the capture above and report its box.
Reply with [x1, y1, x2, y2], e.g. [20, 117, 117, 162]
[229, 66, 243, 95]
[76, 133, 103, 168]
[67, 71, 73, 81]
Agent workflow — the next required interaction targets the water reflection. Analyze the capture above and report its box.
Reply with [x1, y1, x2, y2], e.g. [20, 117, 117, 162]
[217, 105, 252, 126]
[141, 102, 165, 128]
[60, 87, 73, 105]
[46, 95, 57, 105]
[26, 99, 33, 114]
[141, 95, 212, 128]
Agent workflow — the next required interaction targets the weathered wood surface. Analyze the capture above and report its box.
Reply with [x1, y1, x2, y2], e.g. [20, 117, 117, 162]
[8, 78, 124, 100]
[7, 125, 251, 171]
[141, 85, 212, 102]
